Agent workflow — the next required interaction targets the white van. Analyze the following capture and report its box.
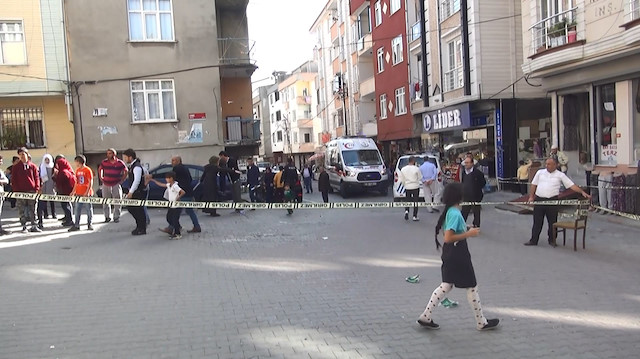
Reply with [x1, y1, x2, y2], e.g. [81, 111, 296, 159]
[324, 137, 388, 197]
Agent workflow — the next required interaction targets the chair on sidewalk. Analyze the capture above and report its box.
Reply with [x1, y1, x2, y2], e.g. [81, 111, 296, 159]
[553, 203, 589, 251]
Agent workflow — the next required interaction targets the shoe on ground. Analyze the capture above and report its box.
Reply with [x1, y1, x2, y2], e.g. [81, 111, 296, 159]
[413, 216, 420, 221]
[171, 233, 182, 240]
[21, 226, 28, 233]
[404, 211, 409, 221]
[417, 318, 440, 330]
[432, 208, 440, 213]
[30, 226, 42, 233]
[524, 240, 537, 246]
[159, 227, 172, 234]
[478, 318, 500, 331]
[187, 227, 201, 233]
[62, 221, 74, 227]
[114, 218, 120, 223]
[68, 226, 80, 232]
[132, 229, 146, 235]
[37, 223, 44, 230]
[104, 217, 111, 223]
[548, 240, 558, 247]
[210, 213, 221, 217]
[87, 224, 94, 231]
[0, 229, 10, 236]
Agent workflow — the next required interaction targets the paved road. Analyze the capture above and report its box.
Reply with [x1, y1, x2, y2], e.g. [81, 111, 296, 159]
[1, 191, 639, 358]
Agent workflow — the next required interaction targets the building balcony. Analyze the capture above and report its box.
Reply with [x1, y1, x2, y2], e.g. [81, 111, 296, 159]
[297, 118, 314, 129]
[360, 76, 375, 99]
[443, 67, 463, 93]
[297, 142, 315, 153]
[529, 7, 584, 57]
[224, 117, 260, 146]
[357, 33, 373, 57]
[296, 96, 312, 105]
[218, 38, 258, 77]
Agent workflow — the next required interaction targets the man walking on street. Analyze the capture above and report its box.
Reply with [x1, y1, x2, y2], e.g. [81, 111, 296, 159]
[99, 148, 128, 223]
[318, 166, 330, 203]
[302, 164, 313, 194]
[524, 157, 590, 247]
[282, 158, 299, 215]
[166, 156, 200, 233]
[123, 149, 148, 235]
[247, 158, 260, 204]
[461, 156, 486, 228]
[219, 151, 243, 214]
[400, 156, 422, 221]
[419, 157, 438, 213]
[12, 148, 41, 232]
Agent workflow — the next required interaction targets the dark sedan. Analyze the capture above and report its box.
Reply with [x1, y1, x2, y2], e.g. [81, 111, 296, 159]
[122, 164, 204, 200]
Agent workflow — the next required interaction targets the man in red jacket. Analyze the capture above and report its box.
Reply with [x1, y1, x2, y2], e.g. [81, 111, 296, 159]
[11, 147, 41, 232]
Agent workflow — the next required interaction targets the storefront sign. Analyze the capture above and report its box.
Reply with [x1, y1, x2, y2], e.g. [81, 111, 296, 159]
[495, 109, 504, 179]
[423, 103, 471, 133]
[600, 144, 617, 164]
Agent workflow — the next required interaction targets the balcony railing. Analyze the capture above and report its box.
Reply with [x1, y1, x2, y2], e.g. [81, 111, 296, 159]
[218, 38, 256, 65]
[443, 67, 463, 92]
[410, 22, 421, 42]
[530, 7, 581, 55]
[224, 117, 260, 145]
[628, 0, 640, 21]
[0, 107, 45, 150]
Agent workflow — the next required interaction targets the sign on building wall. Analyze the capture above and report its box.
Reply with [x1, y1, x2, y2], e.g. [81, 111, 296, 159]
[495, 108, 504, 179]
[423, 103, 471, 133]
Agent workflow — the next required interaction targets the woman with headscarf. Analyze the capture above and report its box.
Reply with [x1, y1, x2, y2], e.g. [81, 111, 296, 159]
[52, 155, 76, 227]
[37, 154, 56, 229]
[199, 155, 236, 217]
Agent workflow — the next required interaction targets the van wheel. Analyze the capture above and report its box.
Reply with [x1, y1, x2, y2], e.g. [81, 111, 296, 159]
[339, 182, 348, 198]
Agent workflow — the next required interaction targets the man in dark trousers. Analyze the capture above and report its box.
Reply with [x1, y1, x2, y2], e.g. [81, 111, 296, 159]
[461, 156, 486, 228]
[318, 166, 330, 203]
[164, 156, 200, 233]
[123, 149, 148, 235]
[219, 151, 243, 213]
[282, 158, 299, 214]
[12, 148, 41, 232]
[246, 157, 260, 205]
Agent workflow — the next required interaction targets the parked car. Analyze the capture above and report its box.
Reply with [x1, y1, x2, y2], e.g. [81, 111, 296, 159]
[393, 154, 444, 202]
[122, 164, 204, 200]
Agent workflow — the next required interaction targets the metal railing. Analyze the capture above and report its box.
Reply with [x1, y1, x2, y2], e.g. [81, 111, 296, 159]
[0, 107, 45, 150]
[218, 38, 256, 65]
[224, 118, 260, 145]
[443, 67, 463, 92]
[529, 7, 579, 55]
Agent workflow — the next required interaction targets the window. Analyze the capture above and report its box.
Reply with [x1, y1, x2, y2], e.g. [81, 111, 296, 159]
[0, 108, 45, 149]
[391, 0, 401, 14]
[271, 113, 275, 123]
[440, 0, 461, 20]
[629, 0, 640, 21]
[634, 79, 640, 162]
[0, 21, 26, 65]
[395, 87, 407, 115]
[444, 38, 463, 92]
[304, 133, 311, 143]
[596, 83, 617, 165]
[274, 91, 280, 101]
[269, 94, 274, 105]
[276, 131, 283, 142]
[293, 131, 298, 144]
[380, 94, 388, 119]
[374, 0, 382, 26]
[130, 80, 176, 122]
[128, 0, 174, 41]
[392, 35, 403, 65]
[377, 47, 385, 73]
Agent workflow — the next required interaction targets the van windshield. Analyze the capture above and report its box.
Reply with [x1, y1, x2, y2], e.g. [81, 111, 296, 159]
[342, 150, 382, 166]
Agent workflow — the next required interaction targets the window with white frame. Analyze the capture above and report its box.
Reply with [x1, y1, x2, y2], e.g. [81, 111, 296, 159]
[276, 130, 283, 142]
[440, 0, 461, 20]
[128, 0, 174, 41]
[0, 107, 45, 149]
[444, 38, 463, 92]
[130, 80, 176, 122]
[392, 35, 403, 65]
[380, 94, 388, 119]
[377, 47, 385, 72]
[374, 0, 382, 26]
[628, 0, 640, 21]
[0, 21, 26, 65]
[391, 0, 401, 14]
[293, 131, 298, 144]
[395, 87, 407, 115]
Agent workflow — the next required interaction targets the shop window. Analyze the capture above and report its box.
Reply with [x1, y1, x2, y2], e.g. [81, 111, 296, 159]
[633, 79, 640, 163]
[596, 84, 617, 165]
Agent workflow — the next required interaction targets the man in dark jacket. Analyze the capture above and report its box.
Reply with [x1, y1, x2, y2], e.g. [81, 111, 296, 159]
[461, 156, 486, 227]
[282, 158, 299, 214]
[263, 167, 275, 203]
[123, 149, 148, 235]
[246, 158, 260, 204]
[12, 147, 41, 232]
[165, 156, 200, 233]
[219, 151, 243, 213]
[318, 166, 330, 203]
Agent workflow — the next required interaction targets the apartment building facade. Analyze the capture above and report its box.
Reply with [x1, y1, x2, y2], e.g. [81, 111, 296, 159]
[0, 0, 75, 162]
[64, 0, 257, 168]
[407, 0, 549, 183]
[253, 85, 272, 162]
[522, 0, 640, 184]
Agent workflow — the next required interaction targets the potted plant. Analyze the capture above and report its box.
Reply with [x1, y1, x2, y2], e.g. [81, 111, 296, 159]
[547, 19, 567, 47]
[567, 20, 577, 43]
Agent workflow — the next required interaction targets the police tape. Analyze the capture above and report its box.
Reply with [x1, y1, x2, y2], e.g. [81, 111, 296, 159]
[497, 179, 640, 191]
[591, 205, 640, 222]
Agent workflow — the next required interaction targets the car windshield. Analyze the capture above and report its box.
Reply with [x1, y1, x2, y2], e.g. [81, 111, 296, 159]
[398, 156, 438, 170]
[342, 150, 382, 166]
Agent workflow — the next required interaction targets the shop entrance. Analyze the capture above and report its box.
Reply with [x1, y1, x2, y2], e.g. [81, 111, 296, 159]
[561, 93, 592, 178]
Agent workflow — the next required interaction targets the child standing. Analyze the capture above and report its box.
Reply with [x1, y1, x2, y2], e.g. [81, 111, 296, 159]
[417, 182, 499, 331]
[69, 155, 94, 232]
[147, 171, 185, 239]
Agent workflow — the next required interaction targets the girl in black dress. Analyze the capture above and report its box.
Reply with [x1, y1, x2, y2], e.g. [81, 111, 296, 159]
[417, 182, 499, 330]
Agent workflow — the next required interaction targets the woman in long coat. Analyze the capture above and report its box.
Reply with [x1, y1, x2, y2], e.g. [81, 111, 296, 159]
[199, 156, 236, 217]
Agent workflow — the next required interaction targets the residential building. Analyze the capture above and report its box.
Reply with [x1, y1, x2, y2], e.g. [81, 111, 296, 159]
[521, 0, 640, 186]
[0, 0, 75, 162]
[408, 0, 548, 184]
[268, 72, 286, 165]
[64, 0, 257, 168]
[253, 85, 272, 162]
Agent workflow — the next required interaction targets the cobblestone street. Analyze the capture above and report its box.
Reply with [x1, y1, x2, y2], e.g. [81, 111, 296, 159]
[1, 192, 639, 358]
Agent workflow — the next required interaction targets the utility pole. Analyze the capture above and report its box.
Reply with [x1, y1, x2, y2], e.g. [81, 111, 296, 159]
[282, 114, 293, 158]
[339, 73, 348, 137]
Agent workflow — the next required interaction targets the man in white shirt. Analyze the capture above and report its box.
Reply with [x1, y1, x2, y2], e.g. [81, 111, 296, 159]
[419, 158, 439, 213]
[524, 157, 590, 247]
[400, 156, 423, 221]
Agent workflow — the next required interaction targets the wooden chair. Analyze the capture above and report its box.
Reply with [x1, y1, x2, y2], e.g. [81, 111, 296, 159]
[553, 203, 589, 251]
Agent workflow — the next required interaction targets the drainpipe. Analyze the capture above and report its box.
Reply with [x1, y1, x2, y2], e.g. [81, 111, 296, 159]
[61, 0, 82, 153]
[461, 0, 471, 96]
[436, 0, 444, 103]
[419, 0, 429, 107]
